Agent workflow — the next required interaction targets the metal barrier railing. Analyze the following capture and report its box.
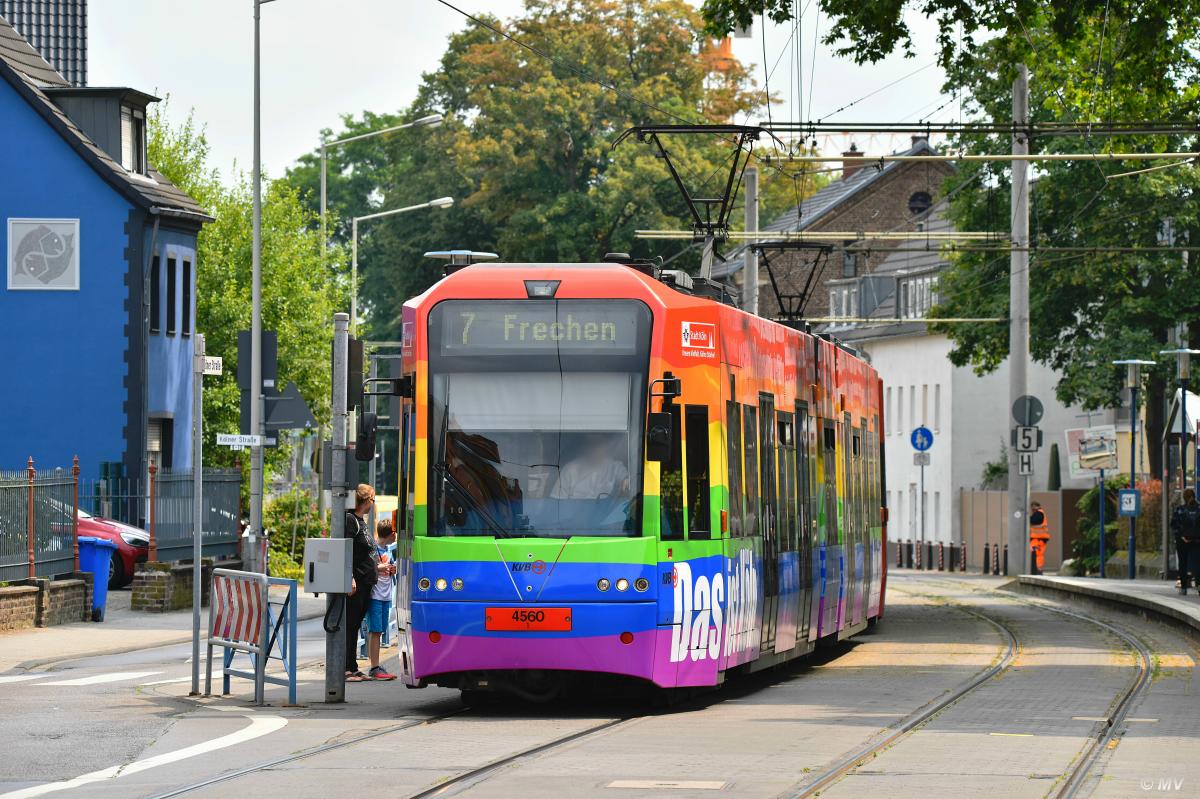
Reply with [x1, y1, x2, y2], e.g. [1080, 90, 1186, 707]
[205, 568, 297, 705]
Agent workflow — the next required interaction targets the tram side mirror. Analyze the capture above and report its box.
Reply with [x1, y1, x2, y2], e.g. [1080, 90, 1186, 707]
[646, 411, 673, 462]
[355, 411, 377, 462]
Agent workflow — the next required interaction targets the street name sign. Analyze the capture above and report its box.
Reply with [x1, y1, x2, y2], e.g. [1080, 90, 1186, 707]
[1018, 452, 1034, 475]
[913, 452, 930, 466]
[203, 356, 223, 376]
[217, 433, 262, 447]
[911, 426, 934, 452]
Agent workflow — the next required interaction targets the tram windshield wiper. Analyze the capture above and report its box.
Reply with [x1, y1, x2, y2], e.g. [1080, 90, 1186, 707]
[432, 461, 512, 539]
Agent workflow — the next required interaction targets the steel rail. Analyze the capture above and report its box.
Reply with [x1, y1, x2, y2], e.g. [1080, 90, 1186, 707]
[142, 709, 470, 799]
[404, 717, 635, 799]
[784, 595, 1020, 798]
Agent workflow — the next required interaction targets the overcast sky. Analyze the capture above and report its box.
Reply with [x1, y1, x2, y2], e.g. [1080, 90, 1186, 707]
[87, 1, 952, 182]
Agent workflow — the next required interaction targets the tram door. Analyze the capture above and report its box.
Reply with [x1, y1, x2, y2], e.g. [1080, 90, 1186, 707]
[821, 421, 840, 637]
[758, 393, 778, 654]
[774, 409, 800, 653]
[796, 403, 812, 644]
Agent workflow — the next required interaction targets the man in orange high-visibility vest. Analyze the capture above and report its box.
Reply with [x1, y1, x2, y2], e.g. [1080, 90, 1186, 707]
[1029, 502, 1050, 573]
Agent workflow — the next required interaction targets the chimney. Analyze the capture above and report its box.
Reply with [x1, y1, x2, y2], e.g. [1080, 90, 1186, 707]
[911, 134, 929, 149]
[842, 142, 862, 180]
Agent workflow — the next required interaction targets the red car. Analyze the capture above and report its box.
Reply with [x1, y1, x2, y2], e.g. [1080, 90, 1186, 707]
[79, 509, 149, 588]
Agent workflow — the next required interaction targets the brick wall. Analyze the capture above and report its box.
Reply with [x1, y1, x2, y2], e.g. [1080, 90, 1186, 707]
[0, 584, 39, 631]
[131, 559, 236, 613]
[0, 572, 93, 629]
[750, 156, 955, 320]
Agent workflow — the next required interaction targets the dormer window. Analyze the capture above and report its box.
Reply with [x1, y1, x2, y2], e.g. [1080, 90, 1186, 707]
[121, 105, 146, 174]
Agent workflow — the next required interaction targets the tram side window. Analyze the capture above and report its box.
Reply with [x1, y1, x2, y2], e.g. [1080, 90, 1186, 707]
[759, 396, 777, 542]
[725, 400, 744, 538]
[743, 405, 759, 537]
[660, 405, 685, 541]
[778, 412, 796, 553]
[685, 405, 711, 538]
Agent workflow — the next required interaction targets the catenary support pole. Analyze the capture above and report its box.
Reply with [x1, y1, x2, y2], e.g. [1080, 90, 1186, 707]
[743, 164, 758, 315]
[191, 333, 205, 696]
[1007, 64, 1031, 576]
[326, 313, 349, 703]
[247, 0, 268, 573]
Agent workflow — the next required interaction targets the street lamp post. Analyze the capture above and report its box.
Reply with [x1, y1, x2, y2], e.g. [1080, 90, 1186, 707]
[1113, 359, 1155, 580]
[319, 114, 443, 264]
[350, 197, 454, 334]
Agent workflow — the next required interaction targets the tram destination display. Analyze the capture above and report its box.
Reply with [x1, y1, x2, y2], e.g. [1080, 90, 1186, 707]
[435, 300, 644, 355]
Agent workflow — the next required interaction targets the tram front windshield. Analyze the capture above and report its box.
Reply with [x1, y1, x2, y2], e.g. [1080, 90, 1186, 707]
[428, 299, 650, 538]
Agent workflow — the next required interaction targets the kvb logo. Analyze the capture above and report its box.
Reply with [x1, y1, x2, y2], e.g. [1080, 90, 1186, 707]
[681, 321, 716, 350]
[668, 561, 724, 663]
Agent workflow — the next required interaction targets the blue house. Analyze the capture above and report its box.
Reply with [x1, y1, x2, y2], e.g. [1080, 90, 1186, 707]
[0, 12, 209, 481]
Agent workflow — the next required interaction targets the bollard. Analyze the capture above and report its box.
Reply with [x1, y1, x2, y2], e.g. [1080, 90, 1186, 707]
[992, 543, 1000, 576]
[983, 544, 991, 575]
[915, 541, 923, 570]
[926, 542, 934, 571]
[904, 540, 913, 569]
[938, 542, 945, 571]
[947, 543, 955, 572]
[896, 540, 903, 568]
[960, 544, 968, 572]
[1002, 544, 1009, 576]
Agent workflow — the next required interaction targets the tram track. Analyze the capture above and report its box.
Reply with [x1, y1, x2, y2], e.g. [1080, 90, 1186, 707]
[782, 577, 1152, 799]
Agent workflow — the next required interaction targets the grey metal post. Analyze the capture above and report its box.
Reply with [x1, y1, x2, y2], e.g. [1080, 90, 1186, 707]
[247, 0, 272, 573]
[326, 313, 350, 703]
[368, 357, 378, 526]
[919, 461, 925, 567]
[1007, 64, 1031, 575]
[190, 333, 205, 696]
[1129, 382, 1140, 579]
[1099, 468, 1106, 577]
[351, 217, 358, 335]
[320, 139, 327, 263]
[743, 164, 759, 315]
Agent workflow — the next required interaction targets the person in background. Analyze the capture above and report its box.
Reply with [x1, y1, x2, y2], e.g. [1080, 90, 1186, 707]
[1029, 501, 1050, 574]
[366, 519, 398, 680]
[344, 484, 378, 682]
[1170, 488, 1200, 595]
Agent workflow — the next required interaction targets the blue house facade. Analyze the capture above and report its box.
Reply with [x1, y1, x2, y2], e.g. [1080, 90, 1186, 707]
[0, 13, 208, 480]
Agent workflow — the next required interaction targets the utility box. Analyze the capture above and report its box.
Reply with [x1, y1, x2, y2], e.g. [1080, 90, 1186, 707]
[303, 538, 352, 594]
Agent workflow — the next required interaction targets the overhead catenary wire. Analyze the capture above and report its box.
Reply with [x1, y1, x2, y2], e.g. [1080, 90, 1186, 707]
[761, 151, 1200, 163]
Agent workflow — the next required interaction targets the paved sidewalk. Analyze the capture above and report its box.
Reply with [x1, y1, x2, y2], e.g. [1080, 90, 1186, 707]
[1018, 574, 1200, 635]
[0, 584, 325, 672]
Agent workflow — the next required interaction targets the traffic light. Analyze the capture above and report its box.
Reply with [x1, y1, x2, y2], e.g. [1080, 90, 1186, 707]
[355, 412, 377, 462]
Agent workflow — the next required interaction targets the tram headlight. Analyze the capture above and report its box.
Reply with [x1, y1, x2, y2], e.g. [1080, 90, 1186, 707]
[418, 577, 431, 591]
[435, 578, 448, 591]
[452, 578, 464, 591]
[596, 578, 610, 592]
[634, 578, 649, 592]
[615, 578, 629, 592]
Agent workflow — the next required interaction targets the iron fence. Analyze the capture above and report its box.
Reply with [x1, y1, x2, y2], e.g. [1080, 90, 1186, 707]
[0, 460, 77, 582]
[152, 469, 241, 562]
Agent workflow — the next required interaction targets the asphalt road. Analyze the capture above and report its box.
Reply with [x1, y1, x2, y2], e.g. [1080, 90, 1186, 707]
[1, 574, 1196, 799]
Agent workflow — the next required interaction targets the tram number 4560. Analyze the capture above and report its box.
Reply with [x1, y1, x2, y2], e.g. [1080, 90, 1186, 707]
[485, 606, 572, 632]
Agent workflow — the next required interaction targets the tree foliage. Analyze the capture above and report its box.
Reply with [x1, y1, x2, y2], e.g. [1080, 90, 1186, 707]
[286, 0, 815, 342]
[148, 103, 349, 477]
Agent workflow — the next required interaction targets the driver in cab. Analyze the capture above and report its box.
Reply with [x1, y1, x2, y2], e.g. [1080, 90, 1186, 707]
[551, 434, 630, 500]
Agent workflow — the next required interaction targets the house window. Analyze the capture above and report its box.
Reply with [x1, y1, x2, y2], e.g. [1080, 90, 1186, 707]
[166, 256, 177, 335]
[182, 260, 192, 336]
[908, 191, 932, 216]
[900, 274, 939, 318]
[121, 106, 146, 174]
[843, 246, 858, 277]
[848, 287, 858, 318]
[934, 383, 941, 432]
[149, 255, 160, 333]
[829, 290, 839, 318]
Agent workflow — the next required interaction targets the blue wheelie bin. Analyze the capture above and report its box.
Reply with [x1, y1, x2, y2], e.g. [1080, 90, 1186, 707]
[78, 536, 118, 622]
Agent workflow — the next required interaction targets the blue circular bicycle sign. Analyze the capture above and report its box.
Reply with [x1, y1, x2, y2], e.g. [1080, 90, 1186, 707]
[911, 426, 934, 452]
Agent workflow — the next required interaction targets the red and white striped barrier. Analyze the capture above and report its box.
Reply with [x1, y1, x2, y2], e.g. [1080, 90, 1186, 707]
[205, 568, 297, 705]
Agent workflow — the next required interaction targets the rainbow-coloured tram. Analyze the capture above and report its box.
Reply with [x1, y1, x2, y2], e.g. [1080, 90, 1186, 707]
[387, 256, 887, 699]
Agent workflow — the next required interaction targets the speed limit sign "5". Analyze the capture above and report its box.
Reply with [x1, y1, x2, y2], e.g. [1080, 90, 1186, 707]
[1014, 426, 1042, 453]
